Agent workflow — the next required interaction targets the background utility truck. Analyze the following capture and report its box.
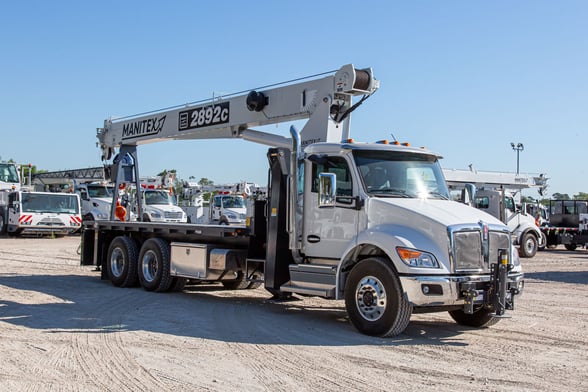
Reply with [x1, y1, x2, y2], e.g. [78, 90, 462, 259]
[136, 188, 187, 223]
[444, 168, 548, 258]
[2, 190, 81, 236]
[81, 64, 523, 337]
[209, 193, 247, 225]
[541, 199, 588, 250]
[32, 167, 114, 222]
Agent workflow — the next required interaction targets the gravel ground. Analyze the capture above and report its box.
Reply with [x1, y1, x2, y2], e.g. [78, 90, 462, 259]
[0, 235, 586, 391]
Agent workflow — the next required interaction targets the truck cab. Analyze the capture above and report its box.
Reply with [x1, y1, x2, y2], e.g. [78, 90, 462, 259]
[210, 193, 247, 225]
[5, 191, 81, 236]
[76, 182, 114, 221]
[139, 189, 187, 223]
[473, 189, 544, 257]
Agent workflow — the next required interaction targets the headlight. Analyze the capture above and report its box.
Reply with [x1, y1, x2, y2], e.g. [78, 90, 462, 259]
[396, 247, 439, 268]
[226, 213, 237, 219]
[96, 213, 108, 219]
[511, 247, 520, 266]
[150, 211, 162, 218]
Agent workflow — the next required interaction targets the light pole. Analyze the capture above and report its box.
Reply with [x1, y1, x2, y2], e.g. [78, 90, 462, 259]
[510, 142, 524, 175]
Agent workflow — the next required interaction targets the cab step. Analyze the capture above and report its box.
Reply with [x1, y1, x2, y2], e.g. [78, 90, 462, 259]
[280, 263, 337, 298]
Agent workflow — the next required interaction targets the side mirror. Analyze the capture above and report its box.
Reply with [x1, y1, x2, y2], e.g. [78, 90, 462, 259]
[11, 202, 20, 213]
[461, 183, 476, 206]
[318, 173, 336, 208]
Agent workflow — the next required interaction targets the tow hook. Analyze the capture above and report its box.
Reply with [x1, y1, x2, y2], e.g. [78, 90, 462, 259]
[461, 282, 478, 315]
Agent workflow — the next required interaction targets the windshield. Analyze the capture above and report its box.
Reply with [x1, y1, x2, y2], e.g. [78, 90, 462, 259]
[21, 193, 80, 214]
[87, 185, 113, 198]
[144, 190, 175, 205]
[354, 150, 449, 199]
[221, 196, 246, 208]
[0, 163, 19, 184]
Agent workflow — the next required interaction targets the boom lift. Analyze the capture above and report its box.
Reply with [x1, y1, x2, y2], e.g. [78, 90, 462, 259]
[32, 167, 115, 221]
[81, 64, 524, 337]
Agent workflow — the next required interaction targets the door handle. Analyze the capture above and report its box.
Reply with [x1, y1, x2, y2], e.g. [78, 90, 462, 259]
[307, 235, 320, 243]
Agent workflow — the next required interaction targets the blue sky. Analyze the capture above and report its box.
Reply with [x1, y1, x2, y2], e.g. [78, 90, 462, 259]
[1, 1, 586, 197]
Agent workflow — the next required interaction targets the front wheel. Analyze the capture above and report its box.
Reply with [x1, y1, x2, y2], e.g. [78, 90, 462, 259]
[538, 232, 547, 251]
[519, 232, 538, 258]
[344, 257, 412, 337]
[0, 213, 6, 234]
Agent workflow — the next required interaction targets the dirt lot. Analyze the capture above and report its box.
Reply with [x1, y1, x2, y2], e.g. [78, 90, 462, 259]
[0, 235, 586, 391]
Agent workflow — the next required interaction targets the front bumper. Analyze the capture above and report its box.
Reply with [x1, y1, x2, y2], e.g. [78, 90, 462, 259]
[400, 272, 524, 308]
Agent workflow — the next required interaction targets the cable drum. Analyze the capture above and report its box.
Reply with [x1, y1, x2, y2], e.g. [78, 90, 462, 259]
[353, 70, 371, 91]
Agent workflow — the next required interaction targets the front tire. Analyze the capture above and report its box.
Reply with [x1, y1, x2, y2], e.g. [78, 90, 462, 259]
[0, 213, 6, 234]
[138, 238, 172, 292]
[107, 236, 139, 287]
[538, 232, 547, 251]
[449, 308, 500, 328]
[519, 232, 538, 258]
[344, 257, 412, 337]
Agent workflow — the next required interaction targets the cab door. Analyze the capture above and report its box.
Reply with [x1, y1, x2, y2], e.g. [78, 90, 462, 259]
[7, 192, 20, 228]
[78, 188, 92, 218]
[302, 155, 361, 260]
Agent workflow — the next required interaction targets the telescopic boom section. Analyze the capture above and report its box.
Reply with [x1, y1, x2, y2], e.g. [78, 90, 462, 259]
[97, 64, 378, 161]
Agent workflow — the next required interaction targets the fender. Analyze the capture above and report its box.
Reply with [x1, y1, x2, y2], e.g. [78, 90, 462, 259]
[513, 223, 543, 246]
[334, 224, 451, 299]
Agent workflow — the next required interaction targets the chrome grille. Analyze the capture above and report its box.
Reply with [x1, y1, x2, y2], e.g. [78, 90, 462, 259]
[164, 211, 183, 219]
[450, 222, 511, 273]
[453, 230, 483, 271]
[489, 231, 512, 265]
[38, 218, 65, 227]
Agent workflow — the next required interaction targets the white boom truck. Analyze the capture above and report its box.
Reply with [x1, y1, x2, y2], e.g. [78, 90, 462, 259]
[443, 168, 548, 258]
[81, 64, 524, 337]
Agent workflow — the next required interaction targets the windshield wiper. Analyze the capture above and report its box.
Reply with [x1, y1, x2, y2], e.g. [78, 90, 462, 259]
[427, 191, 449, 200]
[370, 188, 414, 198]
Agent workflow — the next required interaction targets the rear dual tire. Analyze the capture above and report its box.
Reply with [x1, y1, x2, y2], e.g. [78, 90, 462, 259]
[138, 238, 173, 292]
[107, 236, 139, 287]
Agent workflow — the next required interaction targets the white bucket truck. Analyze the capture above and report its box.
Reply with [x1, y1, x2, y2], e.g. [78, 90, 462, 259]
[137, 188, 187, 223]
[444, 168, 547, 258]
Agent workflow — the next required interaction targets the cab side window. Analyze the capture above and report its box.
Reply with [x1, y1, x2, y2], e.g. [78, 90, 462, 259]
[311, 157, 353, 197]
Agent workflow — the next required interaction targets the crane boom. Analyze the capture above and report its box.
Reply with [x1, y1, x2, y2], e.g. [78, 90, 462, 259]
[443, 168, 548, 192]
[98, 64, 378, 161]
